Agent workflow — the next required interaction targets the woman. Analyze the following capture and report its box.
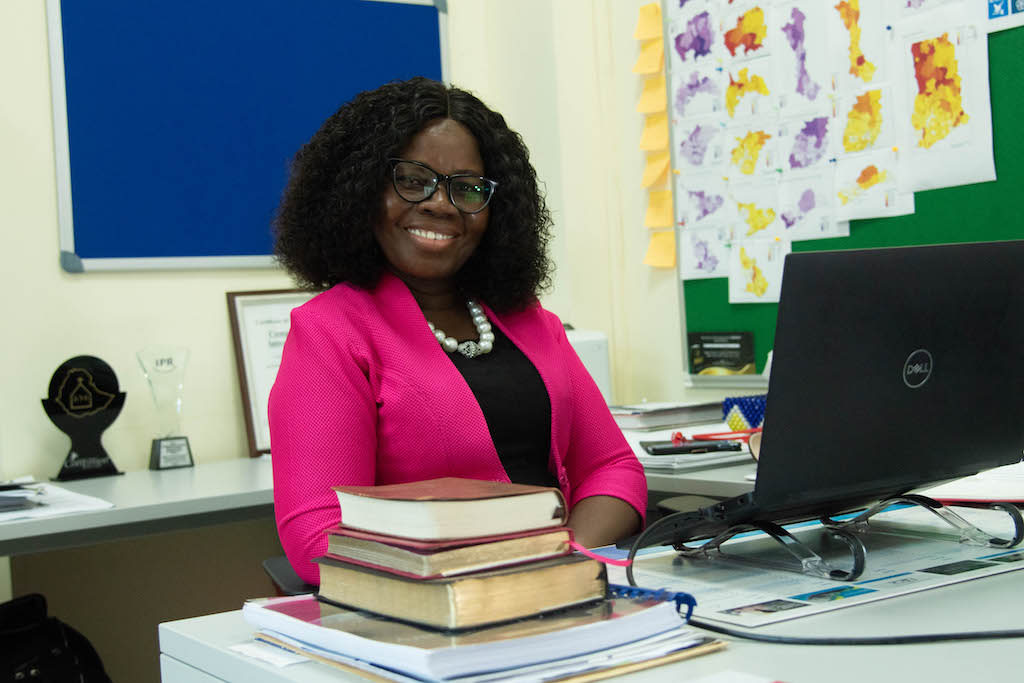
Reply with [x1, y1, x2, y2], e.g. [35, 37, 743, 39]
[269, 77, 646, 585]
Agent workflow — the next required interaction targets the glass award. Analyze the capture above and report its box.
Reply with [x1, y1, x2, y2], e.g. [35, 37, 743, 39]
[137, 345, 194, 470]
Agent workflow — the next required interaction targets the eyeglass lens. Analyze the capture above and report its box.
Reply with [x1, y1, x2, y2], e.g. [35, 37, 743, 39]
[392, 160, 494, 213]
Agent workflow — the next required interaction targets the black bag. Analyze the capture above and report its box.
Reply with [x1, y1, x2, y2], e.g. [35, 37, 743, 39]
[0, 593, 111, 683]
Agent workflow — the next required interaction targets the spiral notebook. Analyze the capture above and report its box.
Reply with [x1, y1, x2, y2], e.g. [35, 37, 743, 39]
[243, 584, 702, 681]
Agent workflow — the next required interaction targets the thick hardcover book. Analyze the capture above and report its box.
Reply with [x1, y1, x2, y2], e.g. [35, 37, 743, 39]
[325, 525, 573, 578]
[243, 584, 707, 681]
[314, 553, 606, 630]
[331, 477, 567, 541]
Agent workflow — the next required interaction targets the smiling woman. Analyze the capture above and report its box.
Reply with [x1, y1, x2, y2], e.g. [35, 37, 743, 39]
[268, 78, 647, 586]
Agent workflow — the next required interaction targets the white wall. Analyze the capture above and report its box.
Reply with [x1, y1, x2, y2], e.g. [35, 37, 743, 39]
[0, 0, 699, 596]
[1, 0, 693, 480]
[0, 0, 700, 602]
[447, 0, 690, 403]
[0, 0, 699, 479]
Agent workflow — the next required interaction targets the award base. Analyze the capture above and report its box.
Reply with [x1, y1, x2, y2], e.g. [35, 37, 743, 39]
[150, 437, 194, 470]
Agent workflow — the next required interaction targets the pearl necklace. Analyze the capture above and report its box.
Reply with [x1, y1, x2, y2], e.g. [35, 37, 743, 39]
[428, 299, 495, 358]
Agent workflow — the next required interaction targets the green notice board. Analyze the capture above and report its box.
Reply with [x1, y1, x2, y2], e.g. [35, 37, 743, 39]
[682, 28, 1024, 374]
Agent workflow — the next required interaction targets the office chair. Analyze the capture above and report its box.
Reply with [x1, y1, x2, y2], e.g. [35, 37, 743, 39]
[261, 555, 317, 596]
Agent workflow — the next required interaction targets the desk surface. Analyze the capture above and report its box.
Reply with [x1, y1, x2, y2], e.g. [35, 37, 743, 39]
[159, 566, 1024, 682]
[0, 456, 274, 556]
[1, 454, 742, 557]
[644, 463, 754, 499]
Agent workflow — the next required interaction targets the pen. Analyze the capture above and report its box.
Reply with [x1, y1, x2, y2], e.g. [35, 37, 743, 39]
[671, 427, 762, 445]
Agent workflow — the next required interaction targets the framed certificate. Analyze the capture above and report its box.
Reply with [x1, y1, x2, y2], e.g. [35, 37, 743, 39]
[227, 289, 315, 456]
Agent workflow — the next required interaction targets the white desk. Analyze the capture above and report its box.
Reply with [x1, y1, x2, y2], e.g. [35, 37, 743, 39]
[0, 456, 274, 556]
[159, 567, 1024, 682]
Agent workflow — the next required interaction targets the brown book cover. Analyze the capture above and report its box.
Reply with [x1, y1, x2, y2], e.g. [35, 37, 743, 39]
[331, 477, 568, 541]
[325, 525, 573, 578]
[313, 553, 607, 630]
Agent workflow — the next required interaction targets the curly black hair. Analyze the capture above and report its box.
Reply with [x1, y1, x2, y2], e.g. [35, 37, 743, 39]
[273, 77, 553, 312]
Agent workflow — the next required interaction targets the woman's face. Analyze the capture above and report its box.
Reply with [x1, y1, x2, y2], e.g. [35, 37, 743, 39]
[374, 118, 489, 293]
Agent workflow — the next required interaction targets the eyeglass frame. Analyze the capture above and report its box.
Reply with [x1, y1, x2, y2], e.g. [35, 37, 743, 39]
[387, 158, 498, 214]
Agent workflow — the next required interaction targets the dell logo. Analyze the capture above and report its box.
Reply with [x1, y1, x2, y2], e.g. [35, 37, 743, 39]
[902, 349, 933, 388]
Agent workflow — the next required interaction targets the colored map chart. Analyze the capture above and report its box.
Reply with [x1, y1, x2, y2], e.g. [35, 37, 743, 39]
[843, 90, 883, 152]
[676, 70, 721, 117]
[731, 130, 771, 174]
[724, 7, 767, 56]
[726, 68, 771, 117]
[737, 201, 776, 237]
[674, 11, 715, 62]
[911, 33, 969, 148]
[781, 7, 821, 102]
[788, 116, 830, 169]
[738, 247, 768, 296]
[664, 0, 993, 300]
[835, 0, 877, 82]
[838, 164, 887, 204]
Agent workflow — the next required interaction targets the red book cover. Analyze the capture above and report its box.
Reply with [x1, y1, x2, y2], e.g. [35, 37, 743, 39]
[324, 525, 575, 579]
[325, 525, 572, 551]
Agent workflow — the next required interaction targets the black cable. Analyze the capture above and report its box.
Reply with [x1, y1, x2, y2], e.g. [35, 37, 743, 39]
[687, 617, 1024, 645]
[624, 509, 698, 586]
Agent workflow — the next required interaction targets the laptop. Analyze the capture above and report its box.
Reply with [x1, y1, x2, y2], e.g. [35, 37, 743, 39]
[644, 240, 1024, 547]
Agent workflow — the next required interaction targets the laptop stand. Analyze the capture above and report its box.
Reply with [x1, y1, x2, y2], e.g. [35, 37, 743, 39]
[673, 494, 1024, 581]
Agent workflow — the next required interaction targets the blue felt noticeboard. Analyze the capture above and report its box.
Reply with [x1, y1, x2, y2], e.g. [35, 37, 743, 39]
[47, 0, 445, 272]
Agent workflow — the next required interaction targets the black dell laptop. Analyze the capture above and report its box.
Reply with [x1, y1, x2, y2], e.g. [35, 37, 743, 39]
[649, 240, 1024, 546]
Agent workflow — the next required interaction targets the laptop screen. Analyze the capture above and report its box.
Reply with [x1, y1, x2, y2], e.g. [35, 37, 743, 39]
[753, 240, 1024, 518]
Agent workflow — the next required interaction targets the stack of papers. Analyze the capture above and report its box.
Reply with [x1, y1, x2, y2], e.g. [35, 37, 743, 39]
[623, 424, 753, 472]
[609, 401, 722, 431]
[917, 461, 1024, 503]
[0, 480, 114, 524]
[243, 591, 724, 681]
[0, 486, 43, 513]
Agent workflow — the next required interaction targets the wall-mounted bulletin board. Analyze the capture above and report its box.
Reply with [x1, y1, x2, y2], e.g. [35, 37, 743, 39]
[47, 0, 445, 272]
[664, 1, 1024, 388]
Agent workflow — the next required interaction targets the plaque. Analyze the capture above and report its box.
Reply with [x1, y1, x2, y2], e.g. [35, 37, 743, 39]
[137, 345, 194, 470]
[41, 356, 125, 481]
[227, 289, 314, 456]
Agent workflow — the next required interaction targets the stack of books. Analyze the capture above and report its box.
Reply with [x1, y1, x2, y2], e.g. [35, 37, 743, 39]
[315, 477, 603, 630]
[243, 477, 725, 680]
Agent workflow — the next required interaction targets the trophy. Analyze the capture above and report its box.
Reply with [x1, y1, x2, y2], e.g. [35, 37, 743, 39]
[42, 356, 125, 480]
[137, 345, 194, 470]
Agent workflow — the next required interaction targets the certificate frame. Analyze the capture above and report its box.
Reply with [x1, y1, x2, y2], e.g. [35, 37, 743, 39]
[227, 289, 315, 457]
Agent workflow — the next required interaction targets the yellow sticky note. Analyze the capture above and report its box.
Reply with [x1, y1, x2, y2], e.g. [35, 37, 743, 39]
[634, 3, 663, 41]
[632, 38, 664, 75]
[636, 74, 667, 114]
[641, 150, 670, 188]
[644, 190, 674, 228]
[643, 230, 676, 269]
[639, 112, 669, 150]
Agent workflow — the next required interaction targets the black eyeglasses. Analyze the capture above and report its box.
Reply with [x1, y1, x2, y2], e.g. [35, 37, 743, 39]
[388, 158, 497, 214]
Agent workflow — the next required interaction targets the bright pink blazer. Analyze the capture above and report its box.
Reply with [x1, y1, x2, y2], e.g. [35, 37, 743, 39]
[268, 271, 647, 584]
